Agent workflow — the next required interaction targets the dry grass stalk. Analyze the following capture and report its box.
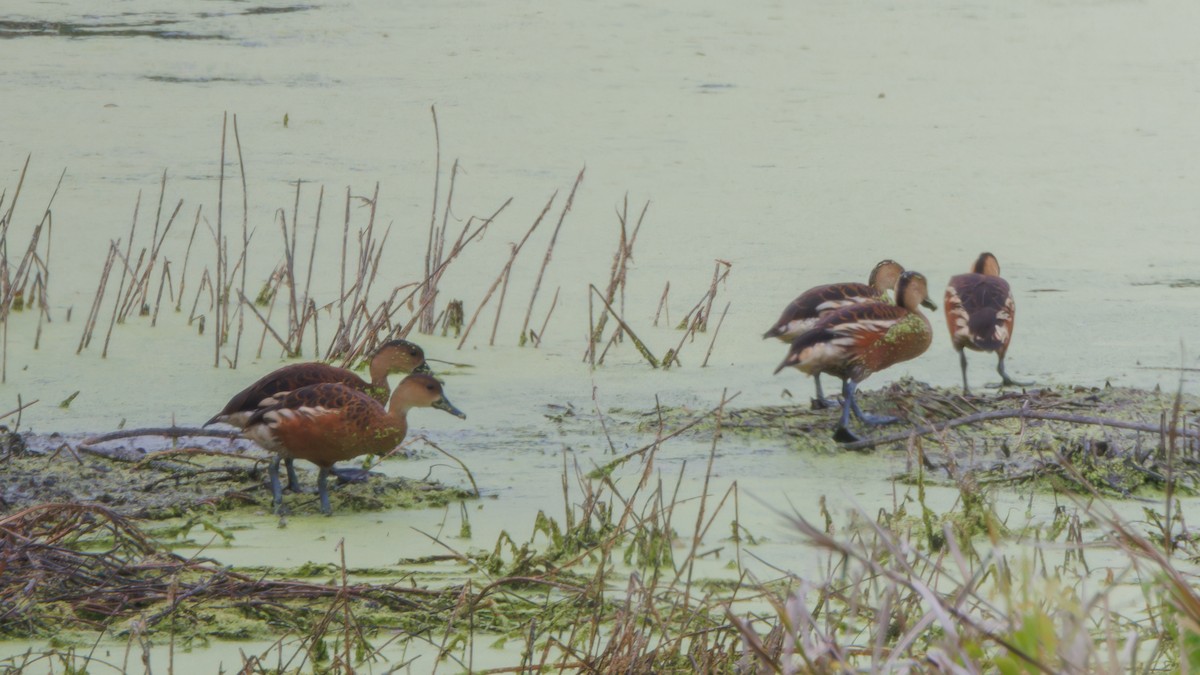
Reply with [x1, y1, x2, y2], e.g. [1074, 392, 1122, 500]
[663, 259, 731, 369]
[77, 243, 119, 354]
[213, 112, 228, 368]
[590, 196, 649, 346]
[456, 192, 556, 349]
[586, 284, 658, 368]
[173, 205, 203, 313]
[653, 281, 670, 327]
[520, 166, 585, 345]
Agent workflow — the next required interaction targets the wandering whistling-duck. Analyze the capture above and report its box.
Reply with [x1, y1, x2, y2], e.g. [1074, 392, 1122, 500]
[243, 373, 466, 515]
[763, 260, 905, 408]
[206, 339, 433, 489]
[775, 271, 937, 443]
[944, 252, 1031, 394]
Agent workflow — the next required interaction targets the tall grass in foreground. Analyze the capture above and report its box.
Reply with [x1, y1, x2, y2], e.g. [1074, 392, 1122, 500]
[3, 390, 1199, 673]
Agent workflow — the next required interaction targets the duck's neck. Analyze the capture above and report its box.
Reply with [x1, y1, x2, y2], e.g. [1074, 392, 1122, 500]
[367, 358, 391, 398]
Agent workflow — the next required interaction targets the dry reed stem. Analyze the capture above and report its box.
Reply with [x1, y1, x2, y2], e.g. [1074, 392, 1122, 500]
[457, 192, 556, 349]
[231, 115, 250, 369]
[521, 166, 585, 343]
[586, 284, 658, 368]
[700, 301, 730, 367]
[174, 205, 202, 313]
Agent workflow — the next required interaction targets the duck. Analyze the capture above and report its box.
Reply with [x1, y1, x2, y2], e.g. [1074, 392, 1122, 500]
[763, 260, 905, 408]
[206, 339, 433, 490]
[944, 252, 1031, 394]
[243, 373, 466, 515]
[774, 271, 937, 443]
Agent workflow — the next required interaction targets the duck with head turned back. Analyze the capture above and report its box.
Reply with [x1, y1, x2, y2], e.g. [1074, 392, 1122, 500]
[206, 339, 434, 490]
[775, 271, 937, 443]
[244, 373, 466, 515]
[763, 259, 905, 408]
[944, 252, 1031, 394]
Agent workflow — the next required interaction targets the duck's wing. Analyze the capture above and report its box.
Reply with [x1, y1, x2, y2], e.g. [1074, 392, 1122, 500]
[945, 274, 1014, 351]
[207, 363, 366, 426]
[765, 282, 880, 338]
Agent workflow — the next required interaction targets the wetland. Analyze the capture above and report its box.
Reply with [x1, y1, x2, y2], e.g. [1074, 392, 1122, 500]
[4, 0, 1200, 672]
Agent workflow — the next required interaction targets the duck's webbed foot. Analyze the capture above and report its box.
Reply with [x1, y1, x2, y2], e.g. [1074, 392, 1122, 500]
[833, 426, 863, 444]
[811, 375, 838, 410]
[810, 397, 837, 411]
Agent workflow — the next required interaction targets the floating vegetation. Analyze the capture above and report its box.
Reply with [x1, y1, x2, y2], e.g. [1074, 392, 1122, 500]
[621, 380, 1200, 496]
[0, 431, 474, 519]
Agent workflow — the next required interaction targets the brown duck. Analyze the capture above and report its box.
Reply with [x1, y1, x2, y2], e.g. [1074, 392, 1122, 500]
[244, 374, 466, 515]
[763, 260, 905, 408]
[775, 271, 936, 443]
[207, 339, 433, 489]
[944, 252, 1030, 393]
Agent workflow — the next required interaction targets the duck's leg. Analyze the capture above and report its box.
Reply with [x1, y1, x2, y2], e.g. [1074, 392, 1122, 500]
[832, 379, 860, 443]
[269, 455, 284, 511]
[995, 354, 1032, 387]
[317, 467, 334, 516]
[847, 380, 899, 426]
[810, 374, 837, 410]
[284, 458, 304, 493]
[958, 350, 971, 395]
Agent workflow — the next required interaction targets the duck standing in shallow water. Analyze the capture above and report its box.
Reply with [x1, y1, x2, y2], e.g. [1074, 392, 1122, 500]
[243, 373, 466, 515]
[206, 339, 434, 489]
[763, 260, 906, 408]
[775, 271, 936, 443]
[944, 252, 1031, 394]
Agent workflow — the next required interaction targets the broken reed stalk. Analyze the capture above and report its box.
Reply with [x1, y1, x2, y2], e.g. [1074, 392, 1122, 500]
[214, 111, 228, 368]
[78, 243, 118, 353]
[456, 192, 556, 349]
[150, 261, 172, 327]
[592, 196, 649, 345]
[294, 184, 324, 350]
[187, 268, 213, 327]
[586, 284, 658, 368]
[285, 180, 302, 337]
[101, 194, 142, 358]
[664, 259, 732, 368]
[700, 301, 730, 367]
[239, 291, 291, 354]
[520, 166, 585, 345]
[653, 281, 670, 327]
[533, 285, 560, 347]
[421, 104, 442, 334]
[231, 114, 250, 369]
[174, 205, 202, 313]
[255, 270, 285, 358]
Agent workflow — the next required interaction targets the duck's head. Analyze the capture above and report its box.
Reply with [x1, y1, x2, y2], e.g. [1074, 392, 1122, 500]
[372, 339, 434, 376]
[897, 271, 937, 311]
[391, 373, 466, 419]
[972, 252, 1001, 276]
[867, 259, 905, 294]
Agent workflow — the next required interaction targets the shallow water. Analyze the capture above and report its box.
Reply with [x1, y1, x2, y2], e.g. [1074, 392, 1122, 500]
[3, 0, 1200, 668]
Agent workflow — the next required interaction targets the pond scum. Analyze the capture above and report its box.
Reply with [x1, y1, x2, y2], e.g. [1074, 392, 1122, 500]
[2, 383, 1200, 673]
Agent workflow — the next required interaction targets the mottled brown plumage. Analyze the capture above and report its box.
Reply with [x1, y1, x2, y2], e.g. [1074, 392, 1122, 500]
[244, 374, 466, 515]
[775, 271, 936, 443]
[943, 253, 1029, 393]
[763, 260, 906, 407]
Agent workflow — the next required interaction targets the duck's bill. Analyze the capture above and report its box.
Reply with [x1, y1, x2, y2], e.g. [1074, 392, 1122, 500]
[413, 361, 436, 376]
[921, 298, 938, 310]
[434, 397, 467, 419]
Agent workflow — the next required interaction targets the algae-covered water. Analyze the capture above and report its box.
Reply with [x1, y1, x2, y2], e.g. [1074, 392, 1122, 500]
[3, 0, 1200, 669]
